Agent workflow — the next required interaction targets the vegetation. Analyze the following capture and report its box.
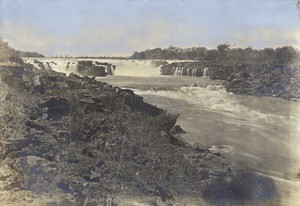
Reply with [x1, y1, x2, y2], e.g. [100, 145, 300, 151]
[130, 44, 299, 66]
[0, 38, 44, 62]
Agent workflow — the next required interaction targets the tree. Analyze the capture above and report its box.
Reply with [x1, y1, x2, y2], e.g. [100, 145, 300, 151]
[217, 43, 231, 54]
[0, 38, 14, 62]
[275, 46, 297, 65]
[206, 49, 219, 61]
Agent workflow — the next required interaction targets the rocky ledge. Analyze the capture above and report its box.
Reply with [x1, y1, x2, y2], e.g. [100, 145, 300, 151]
[77, 61, 115, 76]
[0, 63, 279, 205]
[224, 64, 300, 100]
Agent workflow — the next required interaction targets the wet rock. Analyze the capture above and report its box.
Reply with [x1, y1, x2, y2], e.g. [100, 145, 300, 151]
[77, 61, 107, 77]
[170, 125, 186, 135]
[123, 91, 163, 115]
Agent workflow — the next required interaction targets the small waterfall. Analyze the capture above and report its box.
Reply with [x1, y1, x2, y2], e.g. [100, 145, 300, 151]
[192, 68, 196, 76]
[105, 65, 116, 75]
[172, 67, 176, 75]
[174, 67, 183, 76]
[179, 67, 183, 75]
[203, 67, 209, 77]
[68, 62, 78, 74]
[43, 62, 52, 70]
[174, 67, 179, 75]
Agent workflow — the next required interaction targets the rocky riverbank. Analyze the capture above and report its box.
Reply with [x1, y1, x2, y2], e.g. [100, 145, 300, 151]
[0, 62, 280, 205]
[160, 61, 300, 100]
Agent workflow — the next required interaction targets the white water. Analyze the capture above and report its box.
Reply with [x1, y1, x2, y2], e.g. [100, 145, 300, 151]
[203, 67, 209, 77]
[132, 84, 300, 205]
[23, 58, 164, 77]
[99, 63, 300, 205]
[102, 59, 161, 77]
[24, 58, 79, 76]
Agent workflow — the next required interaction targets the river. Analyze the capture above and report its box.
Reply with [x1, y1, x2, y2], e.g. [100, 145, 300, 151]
[25, 58, 300, 205]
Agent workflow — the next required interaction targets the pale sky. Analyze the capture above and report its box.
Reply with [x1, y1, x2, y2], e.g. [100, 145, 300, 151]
[0, 0, 298, 56]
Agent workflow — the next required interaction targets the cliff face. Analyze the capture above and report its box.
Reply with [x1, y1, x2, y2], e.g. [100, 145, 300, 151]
[0, 63, 279, 205]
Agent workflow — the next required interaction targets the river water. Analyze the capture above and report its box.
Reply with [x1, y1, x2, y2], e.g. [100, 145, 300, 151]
[25, 58, 300, 205]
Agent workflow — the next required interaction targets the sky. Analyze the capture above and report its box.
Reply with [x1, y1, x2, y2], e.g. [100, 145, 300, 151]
[0, 0, 298, 56]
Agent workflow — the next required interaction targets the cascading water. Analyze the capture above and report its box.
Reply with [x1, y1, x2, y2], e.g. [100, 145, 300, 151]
[203, 67, 209, 77]
[42, 62, 52, 70]
[192, 68, 197, 76]
[22, 58, 118, 76]
[110, 60, 161, 77]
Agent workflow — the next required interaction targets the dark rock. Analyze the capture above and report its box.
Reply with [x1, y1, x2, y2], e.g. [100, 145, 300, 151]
[123, 91, 163, 115]
[25, 121, 46, 131]
[3, 181, 24, 191]
[57, 181, 70, 193]
[170, 125, 186, 134]
[225, 65, 299, 100]
[155, 184, 173, 202]
[77, 61, 107, 77]
[203, 172, 279, 205]
[39, 97, 70, 119]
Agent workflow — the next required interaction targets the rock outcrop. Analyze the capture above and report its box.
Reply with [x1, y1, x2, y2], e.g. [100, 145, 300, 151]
[224, 65, 300, 100]
[77, 61, 107, 77]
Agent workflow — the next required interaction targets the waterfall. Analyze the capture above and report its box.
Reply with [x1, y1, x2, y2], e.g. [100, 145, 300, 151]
[24, 58, 161, 77]
[68, 62, 78, 74]
[43, 62, 52, 70]
[179, 67, 183, 75]
[192, 68, 196, 76]
[174, 67, 179, 75]
[203, 67, 209, 77]
[110, 60, 160, 77]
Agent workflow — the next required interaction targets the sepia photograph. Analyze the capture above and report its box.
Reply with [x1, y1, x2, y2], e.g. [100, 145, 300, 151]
[0, 0, 299, 205]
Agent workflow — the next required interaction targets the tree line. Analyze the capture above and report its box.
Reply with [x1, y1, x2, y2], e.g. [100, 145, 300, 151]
[130, 44, 299, 65]
[0, 38, 44, 62]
